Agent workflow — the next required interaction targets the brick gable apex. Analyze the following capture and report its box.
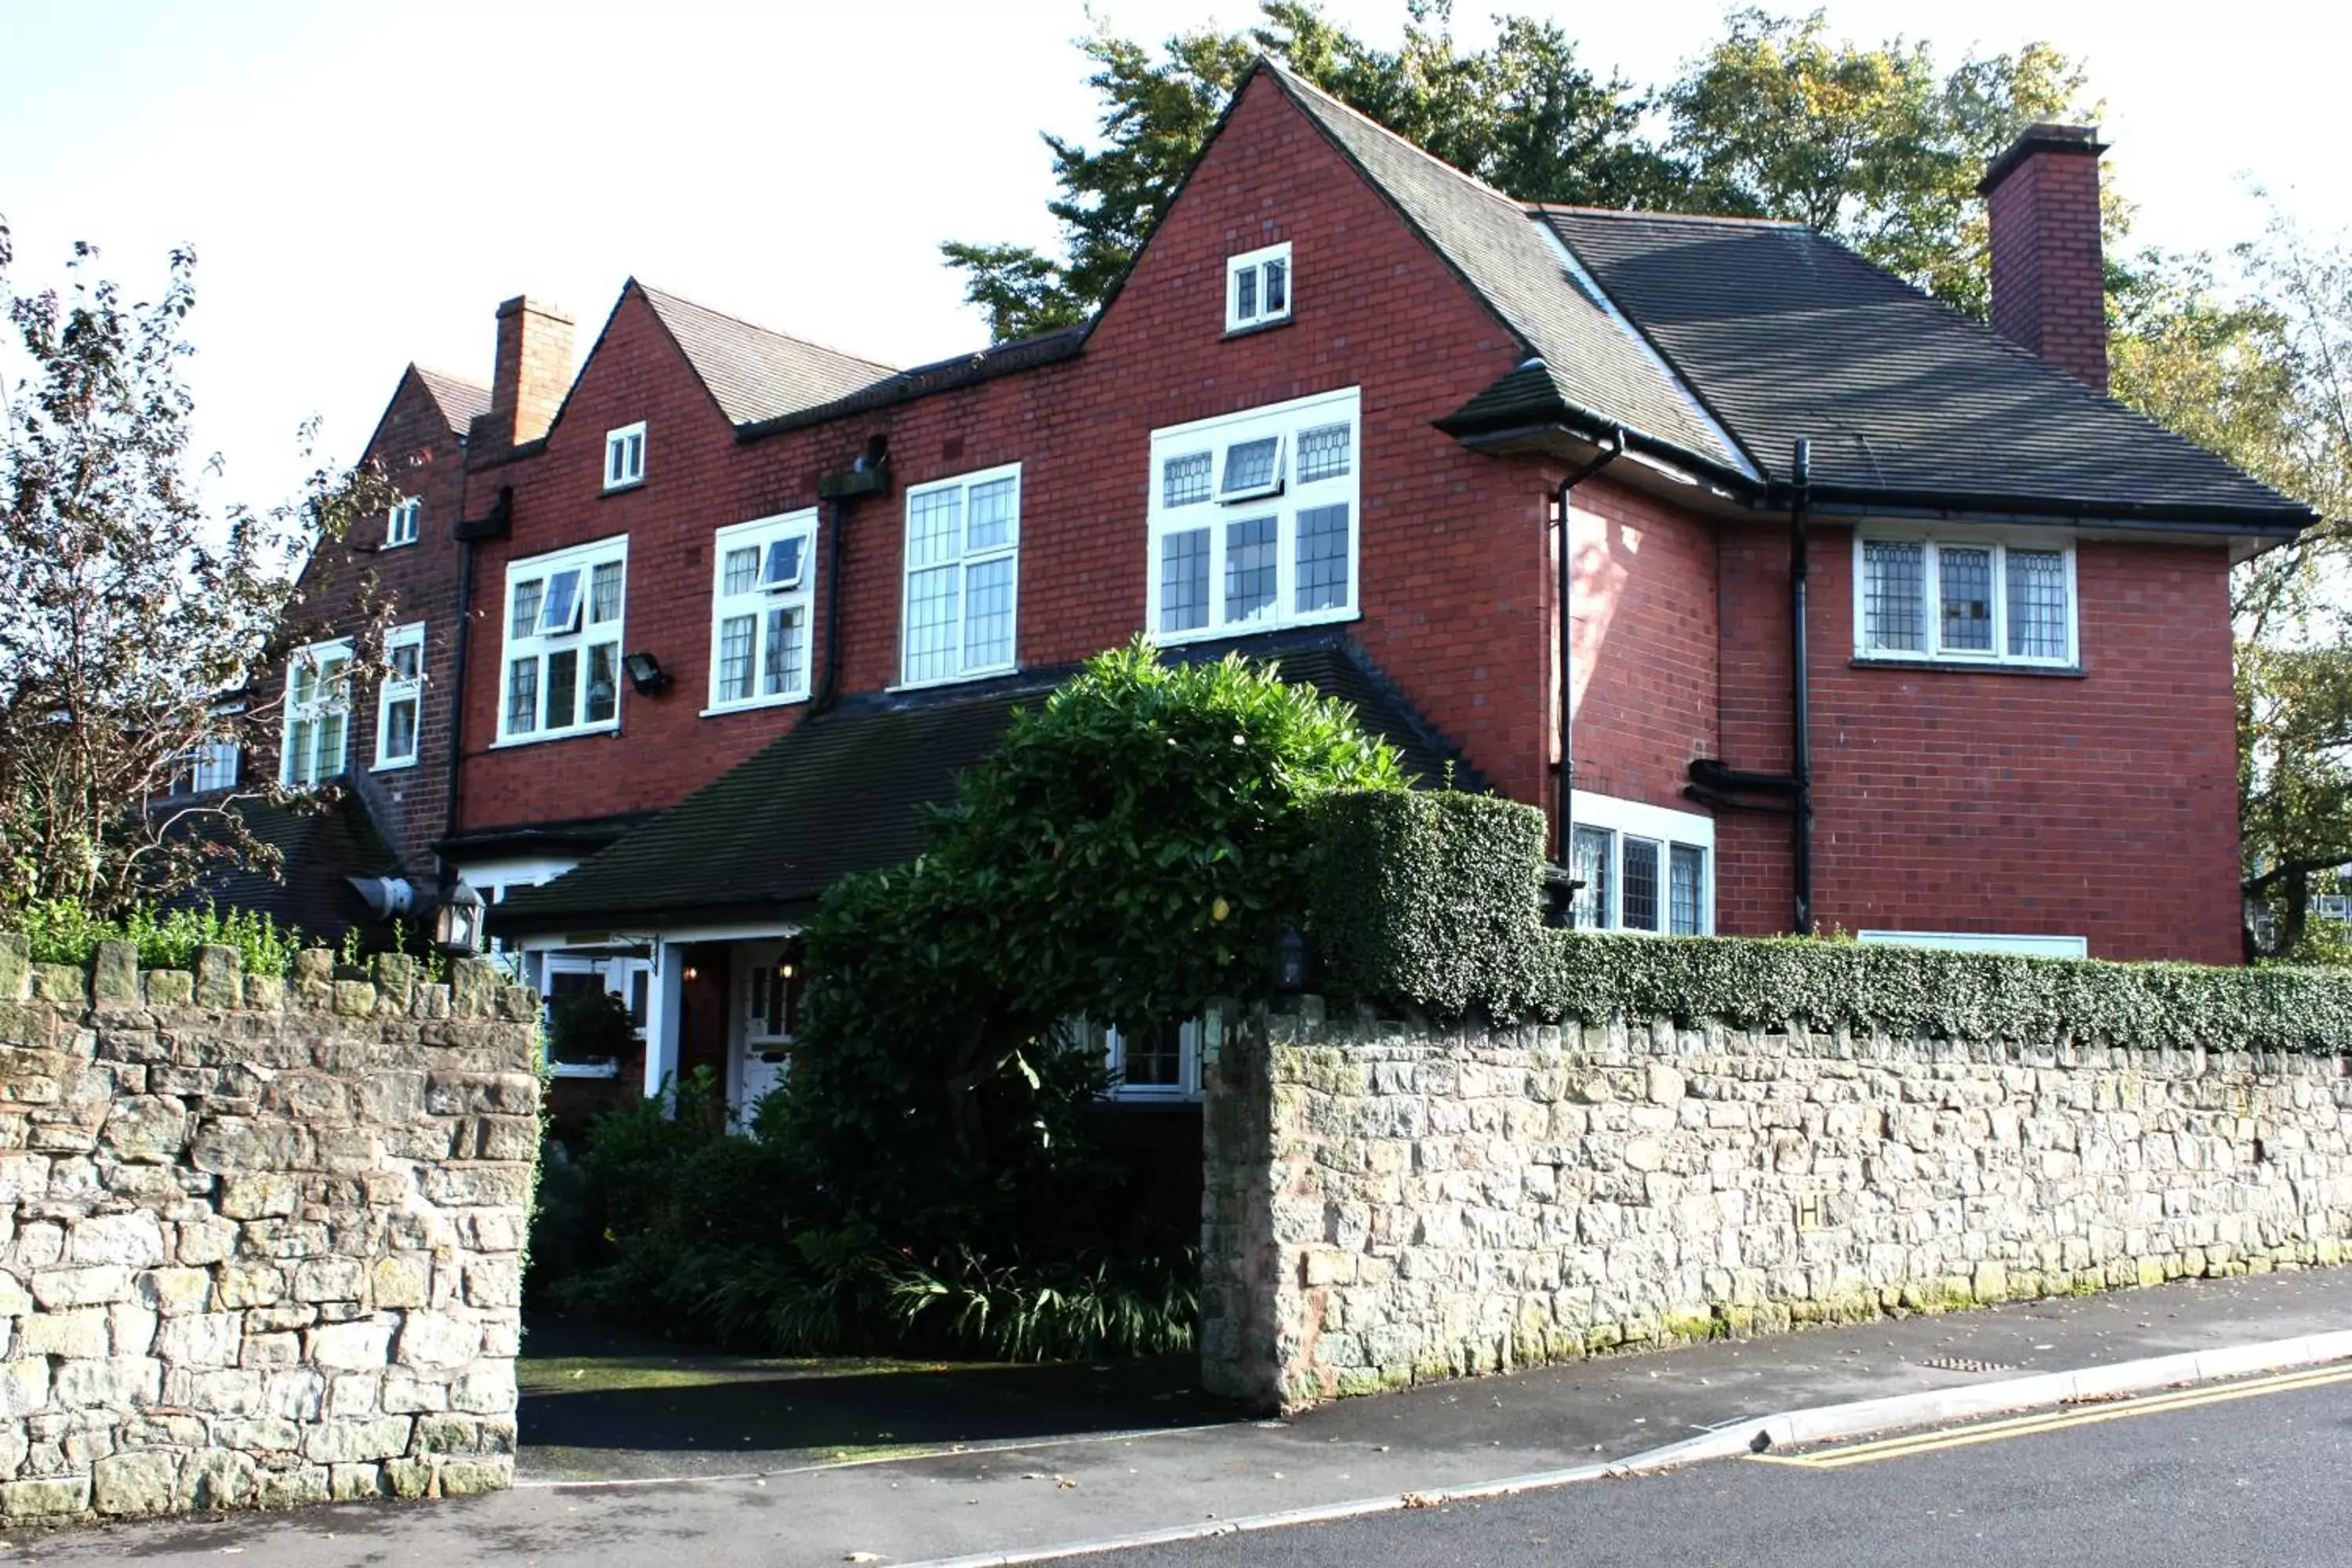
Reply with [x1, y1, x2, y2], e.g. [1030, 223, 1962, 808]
[511, 281, 728, 465]
[1083, 61, 1525, 363]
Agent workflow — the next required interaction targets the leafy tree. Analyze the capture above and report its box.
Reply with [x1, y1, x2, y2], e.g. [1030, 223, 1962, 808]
[0, 223, 394, 916]
[2110, 216, 2352, 958]
[944, 2, 2089, 339]
[1660, 7, 2087, 311]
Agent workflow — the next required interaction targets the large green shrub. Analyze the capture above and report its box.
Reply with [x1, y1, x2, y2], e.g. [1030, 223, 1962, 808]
[1306, 787, 2352, 1051]
[546, 642, 1395, 1359]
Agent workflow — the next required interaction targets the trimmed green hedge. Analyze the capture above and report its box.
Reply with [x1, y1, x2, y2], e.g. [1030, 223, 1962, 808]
[1305, 790, 2352, 1054]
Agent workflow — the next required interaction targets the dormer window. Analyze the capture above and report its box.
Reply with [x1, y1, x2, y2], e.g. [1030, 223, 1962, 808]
[387, 498, 421, 548]
[1225, 242, 1294, 333]
[604, 423, 646, 492]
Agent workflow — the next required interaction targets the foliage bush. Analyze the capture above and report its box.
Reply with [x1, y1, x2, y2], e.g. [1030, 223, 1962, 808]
[5, 898, 303, 978]
[1309, 789, 2352, 1051]
[541, 644, 1385, 1359]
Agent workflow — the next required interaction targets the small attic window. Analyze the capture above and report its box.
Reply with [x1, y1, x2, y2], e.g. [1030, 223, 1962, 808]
[386, 498, 421, 548]
[1226, 242, 1293, 333]
[604, 423, 646, 492]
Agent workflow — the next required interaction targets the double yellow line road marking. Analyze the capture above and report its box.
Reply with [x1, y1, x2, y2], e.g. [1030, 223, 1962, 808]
[1751, 1362, 2352, 1470]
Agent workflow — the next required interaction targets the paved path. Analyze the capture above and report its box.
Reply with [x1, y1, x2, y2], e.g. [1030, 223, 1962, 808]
[12, 1269, 2352, 1566]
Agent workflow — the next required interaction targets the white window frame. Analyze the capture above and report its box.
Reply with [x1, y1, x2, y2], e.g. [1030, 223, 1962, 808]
[1146, 387, 1361, 644]
[1852, 528, 2078, 668]
[169, 737, 241, 796]
[898, 462, 1022, 690]
[706, 510, 818, 715]
[386, 497, 421, 549]
[1567, 789, 1715, 936]
[1857, 931, 2089, 959]
[280, 637, 353, 789]
[538, 951, 649, 1080]
[373, 621, 426, 771]
[1090, 1018, 1203, 1102]
[495, 535, 628, 747]
[604, 422, 646, 492]
[1225, 241, 1294, 332]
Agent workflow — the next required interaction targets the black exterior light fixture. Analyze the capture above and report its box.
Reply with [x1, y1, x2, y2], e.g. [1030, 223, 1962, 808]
[622, 651, 672, 696]
[434, 881, 485, 955]
[1273, 927, 1312, 995]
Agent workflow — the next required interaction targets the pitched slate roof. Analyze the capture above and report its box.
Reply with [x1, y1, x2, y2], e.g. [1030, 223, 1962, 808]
[1543, 209, 2309, 520]
[488, 634, 1474, 935]
[412, 366, 490, 437]
[167, 793, 400, 944]
[1261, 66, 1754, 478]
[637, 284, 898, 427]
[742, 325, 1090, 437]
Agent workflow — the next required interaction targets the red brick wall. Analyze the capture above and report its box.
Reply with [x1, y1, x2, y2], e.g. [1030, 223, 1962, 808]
[289, 367, 477, 883]
[1984, 132, 2109, 394]
[456, 71, 1541, 833]
[1715, 521, 2242, 962]
[1568, 473, 1719, 815]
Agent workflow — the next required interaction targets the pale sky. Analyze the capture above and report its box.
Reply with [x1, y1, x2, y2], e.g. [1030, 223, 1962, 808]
[3, 0, 2347, 519]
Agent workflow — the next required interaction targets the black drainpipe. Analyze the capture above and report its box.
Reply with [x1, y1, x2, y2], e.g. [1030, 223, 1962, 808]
[1552, 429, 1626, 905]
[443, 484, 511, 891]
[812, 437, 891, 717]
[1789, 437, 1815, 937]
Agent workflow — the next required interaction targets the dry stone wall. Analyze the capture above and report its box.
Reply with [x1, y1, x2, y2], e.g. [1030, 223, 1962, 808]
[0, 935, 539, 1523]
[1202, 1000, 2352, 1412]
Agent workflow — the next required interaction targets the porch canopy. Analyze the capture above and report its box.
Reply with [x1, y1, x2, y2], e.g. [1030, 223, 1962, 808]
[486, 631, 1471, 939]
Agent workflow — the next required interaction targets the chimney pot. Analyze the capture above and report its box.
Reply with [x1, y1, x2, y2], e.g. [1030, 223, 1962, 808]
[1980, 124, 2110, 394]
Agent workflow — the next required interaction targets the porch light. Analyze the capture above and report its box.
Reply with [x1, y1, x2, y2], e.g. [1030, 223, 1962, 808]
[434, 881, 486, 955]
[622, 651, 672, 696]
[1273, 927, 1311, 995]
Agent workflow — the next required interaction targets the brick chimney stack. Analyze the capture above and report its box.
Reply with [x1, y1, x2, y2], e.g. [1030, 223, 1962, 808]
[476, 296, 575, 451]
[1980, 124, 2110, 394]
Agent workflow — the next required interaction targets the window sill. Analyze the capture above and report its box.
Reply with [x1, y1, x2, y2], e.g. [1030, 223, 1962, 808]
[489, 724, 620, 750]
[1849, 656, 2085, 678]
[601, 478, 644, 496]
[371, 757, 419, 774]
[1152, 608, 1360, 648]
[700, 692, 811, 719]
[548, 1060, 621, 1080]
[889, 663, 1020, 695]
[1103, 1088, 1203, 1105]
[380, 539, 417, 551]
[1221, 316, 1294, 342]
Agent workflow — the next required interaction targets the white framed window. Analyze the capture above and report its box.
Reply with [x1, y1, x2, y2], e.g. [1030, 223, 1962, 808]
[1567, 790, 1714, 935]
[540, 951, 649, 1080]
[498, 535, 626, 745]
[1854, 531, 2076, 667]
[707, 510, 817, 713]
[280, 638, 352, 789]
[900, 463, 1020, 688]
[1082, 1018, 1202, 1102]
[374, 622, 426, 770]
[386, 497, 421, 549]
[1858, 931, 2089, 959]
[604, 422, 646, 492]
[1225, 241, 1293, 332]
[1147, 387, 1360, 643]
[169, 738, 241, 796]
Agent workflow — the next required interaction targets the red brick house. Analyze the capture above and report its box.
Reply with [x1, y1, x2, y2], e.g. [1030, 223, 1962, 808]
[288, 65, 2310, 1111]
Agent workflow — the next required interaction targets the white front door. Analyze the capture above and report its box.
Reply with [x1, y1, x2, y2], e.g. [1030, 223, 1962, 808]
[732, 938, 804, 1113]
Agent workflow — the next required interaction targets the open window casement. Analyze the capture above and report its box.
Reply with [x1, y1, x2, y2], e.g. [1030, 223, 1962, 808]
[759, 534, 807, 593]
[535, 568, 584, 636]
[1219, 434, 1286, 503]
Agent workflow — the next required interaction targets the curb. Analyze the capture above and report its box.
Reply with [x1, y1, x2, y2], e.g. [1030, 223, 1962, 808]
[892, 1327, 2352, 1568]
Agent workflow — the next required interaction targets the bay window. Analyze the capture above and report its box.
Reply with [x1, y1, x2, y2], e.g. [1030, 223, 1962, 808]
[1856, 532, 2076, 666]
[1146, 387, 1361, 642]
[499, 536, 626, 744]
[709, 510, 816, 712]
